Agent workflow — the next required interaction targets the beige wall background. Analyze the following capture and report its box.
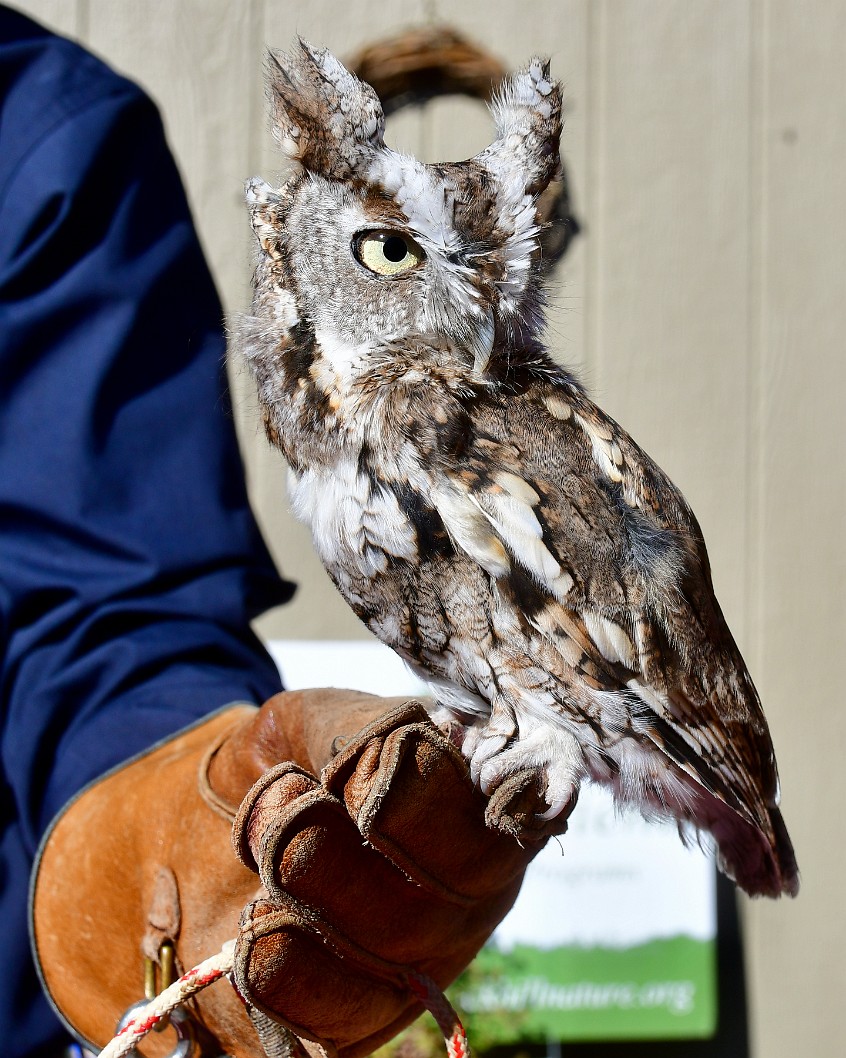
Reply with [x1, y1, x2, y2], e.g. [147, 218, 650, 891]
[11, 1, 844, 1055]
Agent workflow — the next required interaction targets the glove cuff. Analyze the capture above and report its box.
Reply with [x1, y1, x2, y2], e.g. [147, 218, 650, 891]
[30, 705, 262, 1054]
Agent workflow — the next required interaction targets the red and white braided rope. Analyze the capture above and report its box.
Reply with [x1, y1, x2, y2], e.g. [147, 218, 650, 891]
[96, 944, 470, 1058]
[97, 941, 235, 1058]
[407, 970, 471, 1058]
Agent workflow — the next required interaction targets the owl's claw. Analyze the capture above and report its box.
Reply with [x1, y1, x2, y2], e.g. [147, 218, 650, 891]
[536, 788, 579, 822]
[470, 733, 509, 789]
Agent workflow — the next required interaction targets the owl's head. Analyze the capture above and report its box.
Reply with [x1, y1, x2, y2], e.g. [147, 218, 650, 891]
[247, 40, 562, 380]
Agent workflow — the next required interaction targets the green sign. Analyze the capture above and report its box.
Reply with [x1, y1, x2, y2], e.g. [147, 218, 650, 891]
[453, 935, 717, 1043]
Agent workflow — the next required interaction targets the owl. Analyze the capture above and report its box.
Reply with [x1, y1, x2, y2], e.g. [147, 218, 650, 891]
[241, 40, 798, 898]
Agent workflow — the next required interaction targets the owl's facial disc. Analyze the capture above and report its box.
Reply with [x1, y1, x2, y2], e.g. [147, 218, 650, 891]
[352, 229, 426, 277]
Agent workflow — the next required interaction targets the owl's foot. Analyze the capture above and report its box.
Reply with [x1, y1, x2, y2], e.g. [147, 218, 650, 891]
[467, 716, 584, 822]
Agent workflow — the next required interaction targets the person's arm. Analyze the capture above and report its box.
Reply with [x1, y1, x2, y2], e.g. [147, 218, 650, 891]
[0, 19, 292, 1052]
[0, 51, 292, 851]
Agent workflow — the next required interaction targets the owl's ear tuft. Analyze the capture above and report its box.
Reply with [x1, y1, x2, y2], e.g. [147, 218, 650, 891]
[478, 57, 562, 198]
[266, 40, 386, 179]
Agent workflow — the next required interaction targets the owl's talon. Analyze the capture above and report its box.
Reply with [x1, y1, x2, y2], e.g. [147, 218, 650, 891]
[470, 733, 509, 788]
[536, 789, 578, 822]
[478, 767, 502, 797]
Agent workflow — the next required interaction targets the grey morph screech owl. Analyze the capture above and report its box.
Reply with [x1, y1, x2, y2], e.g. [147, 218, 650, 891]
[241, 40, 798, 898]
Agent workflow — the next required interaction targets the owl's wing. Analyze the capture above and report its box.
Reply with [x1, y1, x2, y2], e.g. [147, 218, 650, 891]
[432, 382, 798, 896]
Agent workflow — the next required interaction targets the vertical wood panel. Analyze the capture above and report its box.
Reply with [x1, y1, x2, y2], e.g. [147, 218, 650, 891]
[83, 0, 259, 315]
[746, 3, 846, 1057]
[589, 1, 753, 639]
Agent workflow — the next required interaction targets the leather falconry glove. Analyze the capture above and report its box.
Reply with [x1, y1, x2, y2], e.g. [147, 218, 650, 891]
[32, 688, 571, 1058]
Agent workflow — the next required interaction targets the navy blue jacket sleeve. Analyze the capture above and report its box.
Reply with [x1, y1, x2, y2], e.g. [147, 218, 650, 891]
[0, 11, 293, 1053]
[0, 15, 292, 855]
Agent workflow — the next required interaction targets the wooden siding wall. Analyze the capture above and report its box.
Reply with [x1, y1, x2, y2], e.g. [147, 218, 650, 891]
[11, 2, 845, 1056]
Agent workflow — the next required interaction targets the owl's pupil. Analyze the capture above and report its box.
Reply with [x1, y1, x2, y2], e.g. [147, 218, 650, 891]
[382, 236, 407, 263]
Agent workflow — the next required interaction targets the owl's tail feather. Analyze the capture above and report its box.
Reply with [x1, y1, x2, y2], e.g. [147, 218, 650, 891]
[698, 792, 799, 898]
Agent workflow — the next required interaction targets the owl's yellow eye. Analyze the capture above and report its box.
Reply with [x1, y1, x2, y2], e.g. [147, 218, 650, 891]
[353, 230, 425, 277]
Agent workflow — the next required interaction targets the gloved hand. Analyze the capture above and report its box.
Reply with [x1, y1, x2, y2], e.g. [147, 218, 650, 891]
[32, 689, 571, 1058]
